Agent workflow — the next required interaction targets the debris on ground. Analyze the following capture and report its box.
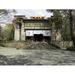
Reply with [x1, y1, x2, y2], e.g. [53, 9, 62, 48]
[1, 41, 58, 50]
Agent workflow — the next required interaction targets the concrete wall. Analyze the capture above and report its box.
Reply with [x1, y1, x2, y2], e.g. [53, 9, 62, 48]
[14, 20, 50, 41]
[14, 29, 20, 41]
[21, 23, 25, 41]
[14, 23, 26, 41]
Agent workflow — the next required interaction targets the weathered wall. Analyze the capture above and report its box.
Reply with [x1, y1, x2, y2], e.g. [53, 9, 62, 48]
[14, 20, 51, 41]
[24, 22, 50, 29]
[14, 29, 20, 41]
[21, 23, 25, 41]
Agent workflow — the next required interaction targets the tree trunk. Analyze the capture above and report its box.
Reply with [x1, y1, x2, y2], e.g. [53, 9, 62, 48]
[69, 10, 75, 47]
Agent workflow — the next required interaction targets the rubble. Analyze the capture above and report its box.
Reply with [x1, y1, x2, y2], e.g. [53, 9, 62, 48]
[2, 41, 58, 50]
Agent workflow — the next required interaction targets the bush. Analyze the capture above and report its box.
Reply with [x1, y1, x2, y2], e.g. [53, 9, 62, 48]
[2, 23, 14, 41]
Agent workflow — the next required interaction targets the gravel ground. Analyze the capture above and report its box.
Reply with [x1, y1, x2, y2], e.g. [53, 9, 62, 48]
[0, 47, 75, 65]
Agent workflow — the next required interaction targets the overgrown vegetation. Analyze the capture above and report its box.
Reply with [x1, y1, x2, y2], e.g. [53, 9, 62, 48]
[47, 10, 75, 49]
[0, 10, 75, 49]
[2, 24, 14, 41]
[48, 10, 71, 41]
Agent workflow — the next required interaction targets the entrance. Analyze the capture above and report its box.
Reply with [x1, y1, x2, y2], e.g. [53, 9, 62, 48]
[34, 34, 43, 41]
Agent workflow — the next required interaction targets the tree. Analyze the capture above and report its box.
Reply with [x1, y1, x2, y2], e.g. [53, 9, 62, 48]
[47, 9, 75, 47]
[0, 10, 8, 42]
[47, 10, 63, 30]
[47, 10, 72, 41]
[69, 10, 75, 47]
[2, 23, 14, 41]
[60, 10, 71, 40]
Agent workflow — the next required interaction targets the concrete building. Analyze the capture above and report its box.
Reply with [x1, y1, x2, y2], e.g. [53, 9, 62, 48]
[13, 15, 52, 41]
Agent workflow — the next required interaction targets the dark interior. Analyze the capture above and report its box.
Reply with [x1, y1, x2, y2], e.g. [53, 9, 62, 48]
[26, 34, 51, 42]
[34, 34, 43, 41]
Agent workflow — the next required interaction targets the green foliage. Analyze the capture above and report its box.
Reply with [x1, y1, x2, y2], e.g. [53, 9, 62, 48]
[61, 11, 71, 40]
[2, 24, 14, 41]
[47, 10, 71, 41]
[0, 9, 8, 42]
[52, 10, 63, 30]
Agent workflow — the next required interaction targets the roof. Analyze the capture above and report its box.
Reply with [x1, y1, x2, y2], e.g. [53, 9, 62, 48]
[23, 19, 49, 22]
[14, 15, 26, 17]
[13, 15, 49, 23]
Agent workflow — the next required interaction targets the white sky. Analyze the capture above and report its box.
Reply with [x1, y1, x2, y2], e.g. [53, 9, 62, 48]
[15, 9, 53, 18]
[0, 9, 53, 25]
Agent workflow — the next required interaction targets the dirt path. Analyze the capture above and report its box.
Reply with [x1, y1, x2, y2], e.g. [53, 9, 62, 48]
[0, 47, 75, 65]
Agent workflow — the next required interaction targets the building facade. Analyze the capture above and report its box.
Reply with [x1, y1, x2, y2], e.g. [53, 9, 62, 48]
[13, 16, 52, 41]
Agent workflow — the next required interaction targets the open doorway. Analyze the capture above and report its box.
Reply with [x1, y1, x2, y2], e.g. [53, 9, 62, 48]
[34, 34, 43, 41]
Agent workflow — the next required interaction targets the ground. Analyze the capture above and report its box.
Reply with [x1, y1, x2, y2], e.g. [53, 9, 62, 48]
[0, 47, 75, 65]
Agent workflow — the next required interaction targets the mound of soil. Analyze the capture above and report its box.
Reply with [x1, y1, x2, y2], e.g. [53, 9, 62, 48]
[1, 41, 58, 50]
[24, 41, 57, 49]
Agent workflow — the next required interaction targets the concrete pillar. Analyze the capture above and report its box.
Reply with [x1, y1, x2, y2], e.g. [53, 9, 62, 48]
[14, 28, 20, 41]
[21, 23, 25, 41]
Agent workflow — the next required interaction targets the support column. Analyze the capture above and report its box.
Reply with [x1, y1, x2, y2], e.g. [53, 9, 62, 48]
[14, 28, 20, 41]
[21, 23, 25, 41]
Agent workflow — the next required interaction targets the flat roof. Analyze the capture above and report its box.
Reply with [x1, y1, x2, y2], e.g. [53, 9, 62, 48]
[24, 19, 49, 22]
[13, 15, 50, 23]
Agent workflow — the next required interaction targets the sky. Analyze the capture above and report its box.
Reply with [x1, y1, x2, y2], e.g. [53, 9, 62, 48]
[15, 9, 53, 18]
[0, 9, 53, 24]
